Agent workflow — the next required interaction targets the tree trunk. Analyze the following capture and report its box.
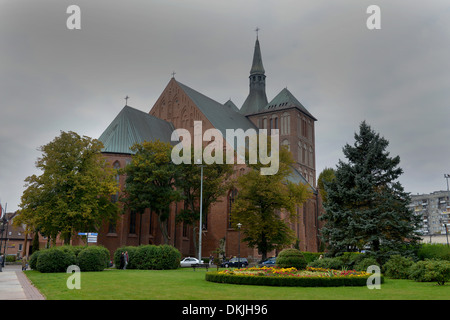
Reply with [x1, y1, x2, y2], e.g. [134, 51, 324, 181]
[158, 210, 169, 244]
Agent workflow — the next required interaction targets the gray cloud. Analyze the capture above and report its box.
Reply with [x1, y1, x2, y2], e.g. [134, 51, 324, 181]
[1, 0, 450, 211]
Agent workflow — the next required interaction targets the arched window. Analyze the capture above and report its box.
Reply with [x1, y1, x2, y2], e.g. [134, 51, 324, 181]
[228, 189, 238, 228]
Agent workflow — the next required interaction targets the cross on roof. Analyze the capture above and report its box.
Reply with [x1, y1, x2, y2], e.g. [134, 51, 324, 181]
[171, 71, 176, 78]
[255, 27, 260, 38]
[125, 95, 129, 106]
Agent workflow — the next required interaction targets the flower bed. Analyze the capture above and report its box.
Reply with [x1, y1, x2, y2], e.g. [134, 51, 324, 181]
[205, 266, 381, 287]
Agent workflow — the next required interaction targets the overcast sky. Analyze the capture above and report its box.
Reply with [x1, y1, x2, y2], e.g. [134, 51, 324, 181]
[1, 0, 450, 212]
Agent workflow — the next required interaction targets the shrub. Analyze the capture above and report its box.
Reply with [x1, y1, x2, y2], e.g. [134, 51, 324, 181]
[29, 250, 42, 270]
[338, 252, 364, 269]
[276, 248, 307, 270]
[409, 259, 450, 285]
[133, 245, 181, 270]
[77, 246, 110, 272]
[133, 245, 161, 270]
[302, 252, 324, 263]
[383, 255, 414, 279]
[418, 244, 450, 261]
[307, 257, 345, 270]
[354, 257, 380, 272]
[36, 247, 77, 273]
[159, 245, 181, 270]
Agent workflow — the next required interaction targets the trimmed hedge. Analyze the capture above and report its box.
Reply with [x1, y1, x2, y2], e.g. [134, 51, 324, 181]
[205, 271, 381, 287]
[114, 245, 181, 270]
[77, 246, 110, 271]
[29, 245, 111, 273]
[276, 249, 307, 270]
[418, 244, 450, 261]
[36, 247, 77, 273]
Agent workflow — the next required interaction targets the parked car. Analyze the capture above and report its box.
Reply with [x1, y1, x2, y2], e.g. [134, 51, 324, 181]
[259, 257, 276, 267]
[221, 257, 248, 268]
[180, 257, 203, 267]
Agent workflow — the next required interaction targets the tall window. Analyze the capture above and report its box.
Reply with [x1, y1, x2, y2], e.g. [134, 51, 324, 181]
[111, 161, 120, 203]
[298, 141, 302, 163]
[228, 189, 238, 228]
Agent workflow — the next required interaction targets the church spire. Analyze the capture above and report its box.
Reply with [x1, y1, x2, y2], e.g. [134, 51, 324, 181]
[240, 32, 268, 115]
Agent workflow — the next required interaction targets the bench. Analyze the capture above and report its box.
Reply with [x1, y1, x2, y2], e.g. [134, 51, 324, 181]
[191, 263, 210, 271]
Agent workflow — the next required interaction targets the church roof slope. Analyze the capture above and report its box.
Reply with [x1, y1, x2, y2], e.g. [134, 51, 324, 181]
[99, 105, 175, 154]
[264, 88, 317, 121]
[176, 80, 257, 135]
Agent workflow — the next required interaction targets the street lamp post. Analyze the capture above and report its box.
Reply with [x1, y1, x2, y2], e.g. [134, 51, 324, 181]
[197, 159, 204, 262]
[445, 174, 450, 246]
[237, 223, 242, 267]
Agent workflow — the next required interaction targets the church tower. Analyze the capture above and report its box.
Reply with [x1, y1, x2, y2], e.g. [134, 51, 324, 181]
[240, 34, 268, 115]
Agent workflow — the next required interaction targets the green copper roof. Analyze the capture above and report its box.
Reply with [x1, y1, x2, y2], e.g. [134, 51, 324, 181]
[223, 99, 240, 113]
[250, 38, 265, 75]
[264, 88, 317, 121]
[176, 81, 257, 136]
[98, 105, 175, 154]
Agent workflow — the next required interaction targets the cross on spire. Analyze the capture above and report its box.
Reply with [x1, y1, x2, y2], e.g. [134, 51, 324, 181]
[171, 71, 176, 78]
[255, 27, 260, 39]
[124, 95, 129, 106]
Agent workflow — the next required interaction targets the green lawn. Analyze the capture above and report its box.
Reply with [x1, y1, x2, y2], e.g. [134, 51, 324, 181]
[25, 268, 450, 300]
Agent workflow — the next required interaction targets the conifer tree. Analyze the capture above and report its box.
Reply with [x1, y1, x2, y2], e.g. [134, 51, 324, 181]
[320, 121, 421, 260]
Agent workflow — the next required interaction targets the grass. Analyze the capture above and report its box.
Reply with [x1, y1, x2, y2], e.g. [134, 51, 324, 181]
[24, 267, 450, 300]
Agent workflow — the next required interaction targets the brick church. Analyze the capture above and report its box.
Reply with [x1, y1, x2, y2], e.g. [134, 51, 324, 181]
[95, 35, 322, 260]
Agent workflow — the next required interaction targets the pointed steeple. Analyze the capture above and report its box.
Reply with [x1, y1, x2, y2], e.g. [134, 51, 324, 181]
[250, 37, 265, 75]
[240, 34, 268, 115]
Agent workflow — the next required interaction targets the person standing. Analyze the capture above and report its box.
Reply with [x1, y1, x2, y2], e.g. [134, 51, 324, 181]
[119, 252, 125, 269]
[124, 251, 129, 270]
[22, 256, 28, 271]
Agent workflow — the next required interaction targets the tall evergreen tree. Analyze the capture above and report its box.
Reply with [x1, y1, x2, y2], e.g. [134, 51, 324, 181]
[320, 121, 421, 260]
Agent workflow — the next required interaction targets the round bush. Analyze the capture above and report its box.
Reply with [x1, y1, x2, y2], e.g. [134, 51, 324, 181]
[383, 255, 414, 279]
[29, 250, 42, 270]
[77, 246, 110, 272]
[134, 245, 161, 270]
[159, 245, 181, 270]
[36, 247, 77, 273]
[276, 248, 307, 270]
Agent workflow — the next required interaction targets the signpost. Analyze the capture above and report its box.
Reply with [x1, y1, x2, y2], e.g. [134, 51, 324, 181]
[78, 232, 98, 244]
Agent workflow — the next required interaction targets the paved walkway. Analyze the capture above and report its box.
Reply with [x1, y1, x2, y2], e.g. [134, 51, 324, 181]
[0, 265, 45, 300]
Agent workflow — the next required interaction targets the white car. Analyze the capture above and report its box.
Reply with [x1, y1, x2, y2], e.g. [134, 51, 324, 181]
[180, 257, 203, 267]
